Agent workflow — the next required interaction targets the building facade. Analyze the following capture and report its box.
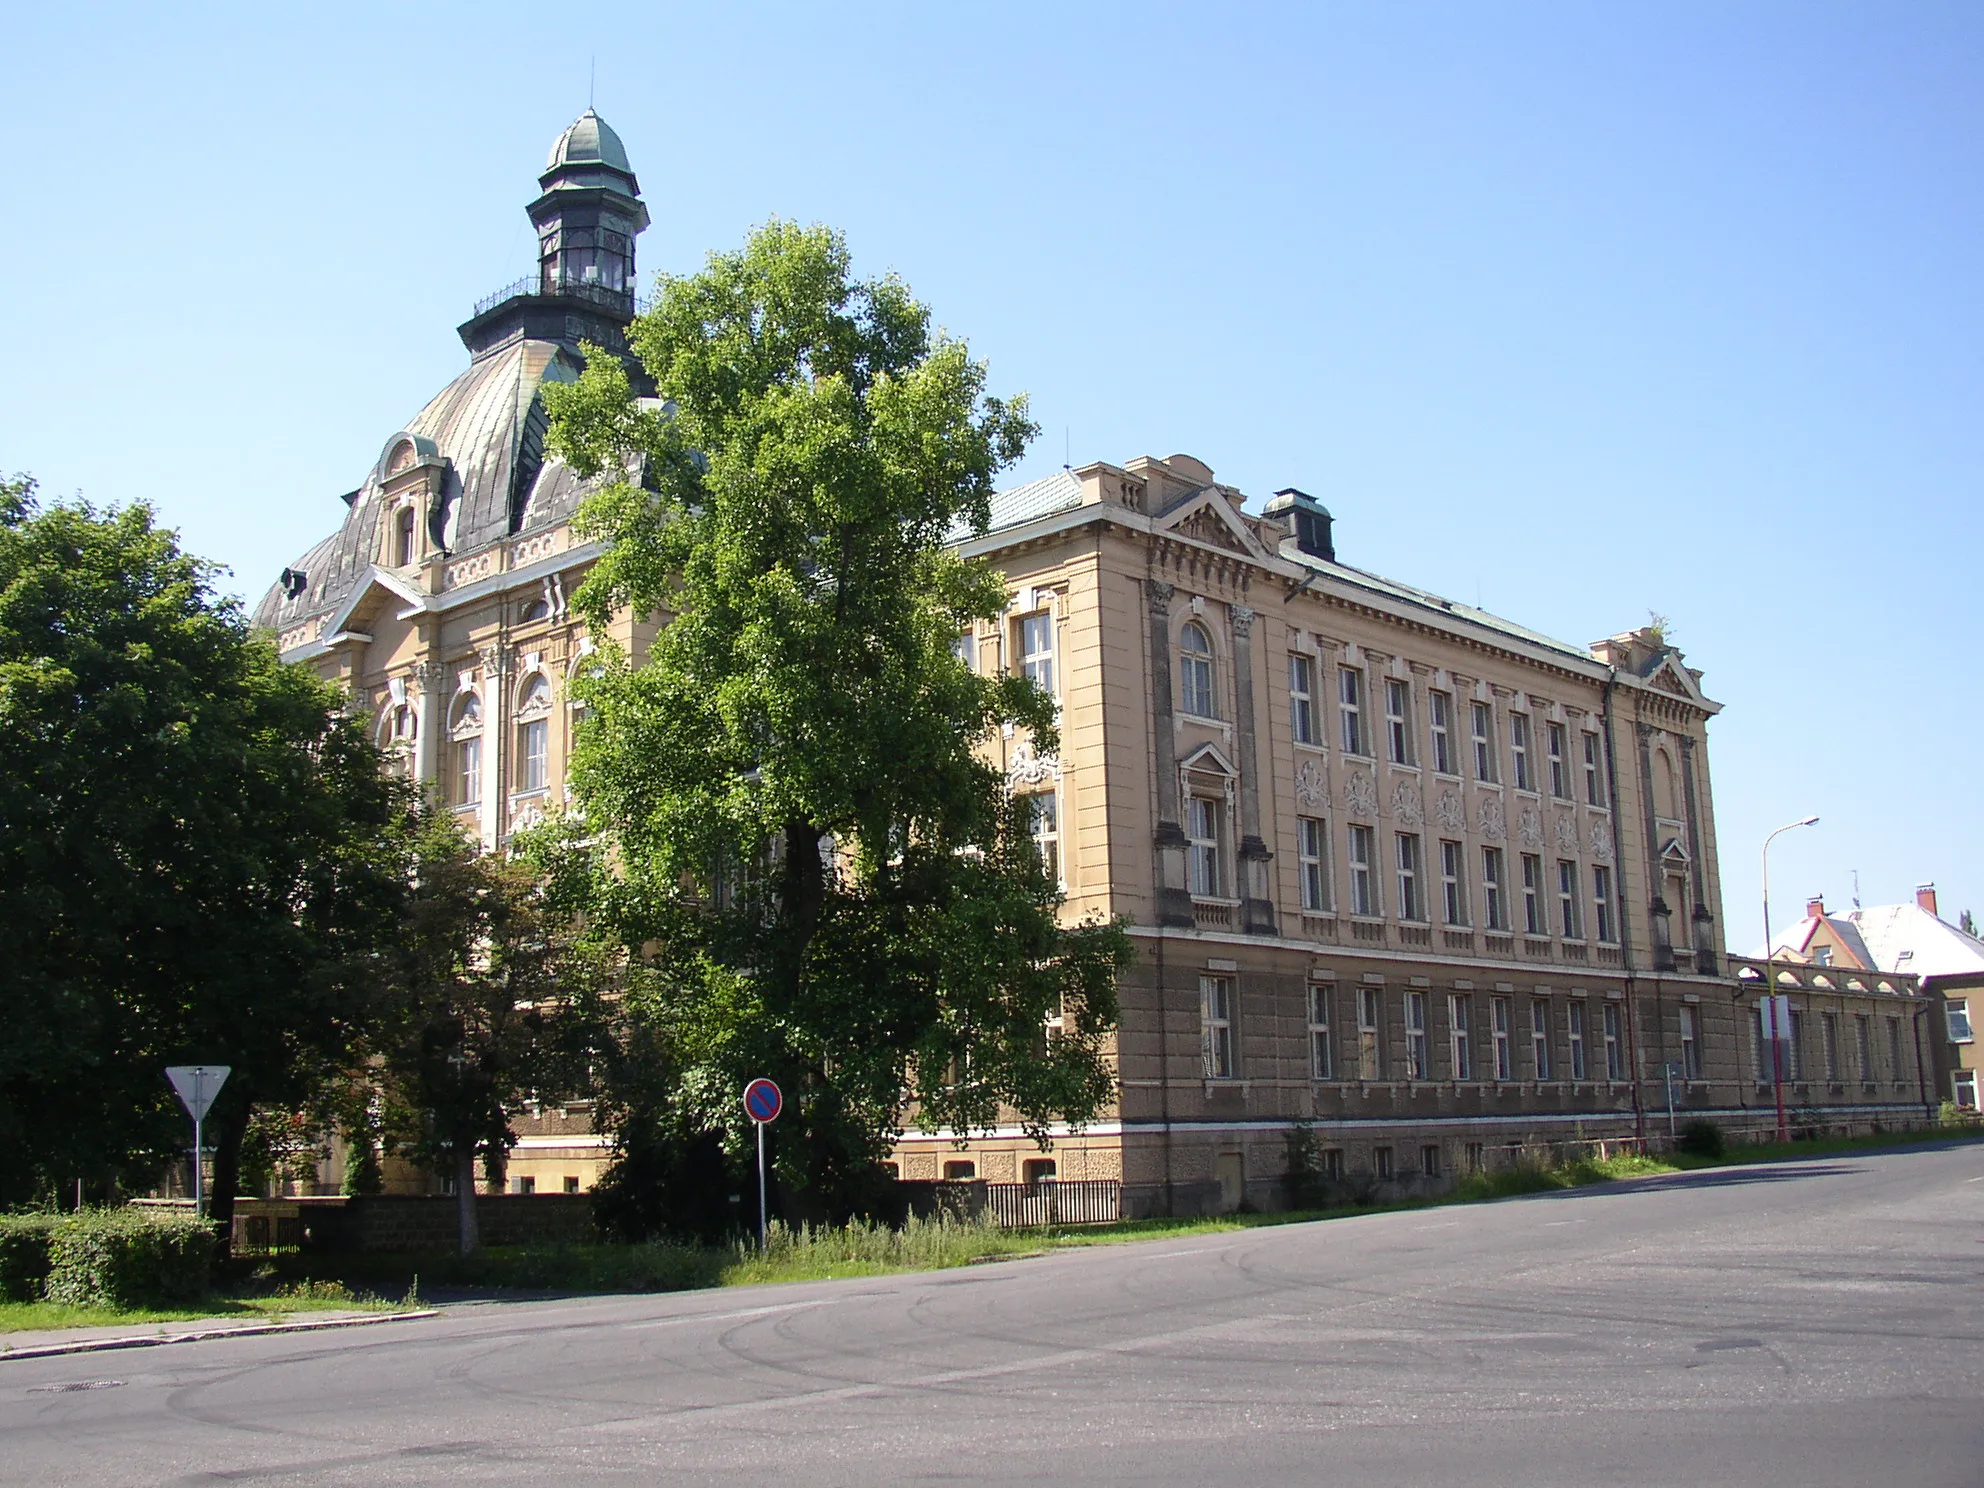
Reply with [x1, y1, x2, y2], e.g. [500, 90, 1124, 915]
[259, 116, 1935, 1211]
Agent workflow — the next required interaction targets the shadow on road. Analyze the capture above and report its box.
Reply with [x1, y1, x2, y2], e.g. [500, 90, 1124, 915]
[1523, 1162, 1858, 1202]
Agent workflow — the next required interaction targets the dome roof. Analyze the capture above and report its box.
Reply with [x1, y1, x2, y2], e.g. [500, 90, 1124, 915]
[545, 109, 631, 174]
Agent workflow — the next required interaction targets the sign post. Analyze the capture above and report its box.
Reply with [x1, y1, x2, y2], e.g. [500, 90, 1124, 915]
[1659, 1061, 1684, 1141]
[1762, 994, 1792, 1144]
[742, 1078, 782, 1251]
[165, 1066, 230, 1220]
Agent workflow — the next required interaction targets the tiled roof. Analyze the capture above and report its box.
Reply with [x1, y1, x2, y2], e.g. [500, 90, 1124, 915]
[1762, 914, 1876, 969]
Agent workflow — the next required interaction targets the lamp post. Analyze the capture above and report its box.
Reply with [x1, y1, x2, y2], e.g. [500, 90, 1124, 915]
[1760, 815, 1819, 1143]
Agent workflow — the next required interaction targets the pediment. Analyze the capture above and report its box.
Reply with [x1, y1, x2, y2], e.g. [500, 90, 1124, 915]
[1156, 488, 1271, 561]
[322, 566, 426, 639]
[1644, 655, 1707, 705]
[1179, 740, 1238, 777]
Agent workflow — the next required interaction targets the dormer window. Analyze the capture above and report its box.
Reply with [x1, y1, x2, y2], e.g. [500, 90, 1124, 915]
[395, 507, 417, 567]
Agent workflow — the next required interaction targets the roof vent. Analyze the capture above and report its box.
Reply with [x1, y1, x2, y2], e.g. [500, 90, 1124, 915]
[1262, 488, 1334, 561]
[279, 568, 308, 600]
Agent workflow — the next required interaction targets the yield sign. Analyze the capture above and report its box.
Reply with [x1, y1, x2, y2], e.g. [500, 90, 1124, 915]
[166, 1065, 230, 1122]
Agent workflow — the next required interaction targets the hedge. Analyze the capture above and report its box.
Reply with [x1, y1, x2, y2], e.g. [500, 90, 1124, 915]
[0, 1213, 61, 1301]
[36, 1208, 218, 1308]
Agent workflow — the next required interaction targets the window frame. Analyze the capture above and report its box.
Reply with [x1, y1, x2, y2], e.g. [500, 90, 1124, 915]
[1178, 620, 1217, 720]
[1186, 794, 1224, 899]
[1546, 721, 1570, 799]
[1440, 839, 1467, 926]
[1027, 789, 1061, 885]
[453, 733, 482, 807]
[1470, 700, 1497, 782]
[1482, 846, 1507, 931]
[1297, 816, 1331, 913]
[1338, 666, 1366, 756]
[1357, 986, 1384, 1080]
[1510, 712, 1534, 792]
[1556, 859, 1583, 940]
[1531, 998, 1553, 1080]
[1582, 731, 1604, 806]
[1821, 1010, 1840, 1082]
[1680, 1004, 1702, 1079]
[1492, 995, 1514, 1080]
[1520, 853, 1544, 936]
[1308, 983, 1334, 1080]
[1592, 865, 1615, 944]
[1289, 653, 1317, 746]
[1385, 678, 1415, 766]
[1201, 975, 1236, 1080]
[1428, 689, 1454, 776]
[1948, 1000, 1975, 1044]
[1395, 832, 1423, 922]
[1348, 824, 1377, 917]
[1567, 1001, 1588, 1080]
[1405, 991, 1431, 1081]
[1448, 993, 1473, 1081]
[1017, 610, 1056, 697]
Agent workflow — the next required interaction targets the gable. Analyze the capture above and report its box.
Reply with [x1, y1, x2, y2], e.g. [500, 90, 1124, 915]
[1155, 488, 1271, 562]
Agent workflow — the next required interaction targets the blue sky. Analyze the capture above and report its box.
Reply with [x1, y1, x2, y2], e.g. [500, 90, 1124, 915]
[4, 1, 1978, 946]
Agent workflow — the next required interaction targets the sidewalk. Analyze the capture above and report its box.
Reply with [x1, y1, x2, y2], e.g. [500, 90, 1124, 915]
[0, 1307, 437, 1362]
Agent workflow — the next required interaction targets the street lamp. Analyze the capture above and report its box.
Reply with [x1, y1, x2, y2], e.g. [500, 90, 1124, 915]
[1760, 815, 1819, 1143]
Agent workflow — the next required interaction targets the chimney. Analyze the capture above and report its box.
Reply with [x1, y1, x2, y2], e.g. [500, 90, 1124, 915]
[1806, 896, 1825, 920]
[1262, 488, 1335, 561]
[1916, 883, 1939, 917]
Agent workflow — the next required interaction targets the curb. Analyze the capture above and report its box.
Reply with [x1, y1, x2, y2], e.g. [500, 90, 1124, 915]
[0, 1308, 439, 1362]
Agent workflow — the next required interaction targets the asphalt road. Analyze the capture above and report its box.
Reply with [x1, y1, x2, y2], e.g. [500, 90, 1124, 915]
[6, 1144, 1982, 1486]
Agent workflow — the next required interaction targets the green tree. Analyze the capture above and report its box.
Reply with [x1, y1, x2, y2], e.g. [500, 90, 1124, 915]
[0, 479, 412, 1220]
[544, 222, 1129, 1222]
[370, 813, 609, 1252]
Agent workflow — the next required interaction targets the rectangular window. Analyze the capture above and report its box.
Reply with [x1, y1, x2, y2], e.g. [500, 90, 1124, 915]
[1406, 991, 1430, 1080]
[1469, 701, 1497, 782]
[1547, 722, 1569, 798]
[1429, 690, 1454, 775]
[1395, 833, 1423, 921]
[1788, 1010, 1806, 1081]
[1449, 994, 1473, 1080]
[1028, 791, 1060, 883]
[1602, 1001, 1624, 1080]
[1949, 1000, 1975, 1043]
[1568, 1001, 1588, 1080]
[1510, 713, 1534, 792]
[1955, 1071, 1979, 1110]
[1492, 996, 1514, 1080]
[953, 630, 977, 670]
[518, 718, 548, 793]
[1679, 1004, 1702, 1079]
[1592, 865, 1615, 944]
[1186, 796, 1222, 898]
[1821, 1012, 1839, 1082]
[1521, 854, 1544, 936]
[1289, 654, 1317, 745]
[1421, 1144, 1441, 1178]
[1385, 678, 1414, 765]
[1308, 984, 1333, 1080]
[1298, 816, 1331, 912]
[1201, 975, 1235, 1080]
[1531, 999, 1552, 1079]
[1440, 840, 1467, 926]
[1323, 1148, 1344, 1180]
[1482, 847, 1507, 931]
[1339, 667, 1366, 756]
[1374, 1145, 1395, 1180]
[1854, 1014, 1872, 1082]
[1887, 1016, 1903, 1078]
[1357, 987, 1383, 1079]
[1813, 944, 1833, 967]
[1756, 1003, 1776, 1081]
[454, 735, 481, 806]
[1348, 825, 1376, 916]
[1557, 860, 1583, 940]
[1018, 612, 1055, 696]
[1583, 732, 1604, 806]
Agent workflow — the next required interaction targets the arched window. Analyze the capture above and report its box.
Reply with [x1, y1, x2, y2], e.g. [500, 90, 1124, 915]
[448, 692, 483, 808]
[395, 507, 417, 567]
[515, 675, 553, 794]
[1179, 622, 1216, 719]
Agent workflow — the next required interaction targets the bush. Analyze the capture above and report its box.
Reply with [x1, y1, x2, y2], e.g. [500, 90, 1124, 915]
[1676, 1119, 1725, 1159]
[42, 1207, 218, 1308]
[0, 1212, 61, 1301]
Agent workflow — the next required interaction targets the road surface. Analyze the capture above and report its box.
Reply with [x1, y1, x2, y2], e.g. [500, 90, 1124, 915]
[5, 1143, 1981, 1485]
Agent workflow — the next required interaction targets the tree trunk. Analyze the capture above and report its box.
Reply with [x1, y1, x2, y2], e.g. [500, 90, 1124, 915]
[455, 1148, 480, 1255]
[208, 1106, 247, 1262]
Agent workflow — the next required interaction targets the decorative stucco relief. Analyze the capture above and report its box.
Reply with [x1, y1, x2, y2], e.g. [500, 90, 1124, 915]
[1345, 769, 1377, 818]
[1434, 789, 1465, 835]
[1590, 820, 1615, 861]
[1554, 814, 1579, 855]
[1295, 758, 1326, 809]
[1006, 739, 1059, 787]
[1517, 804, 1544, 851]
[1477, 796, 1506, 842]
[1390, 778, 1423, 828]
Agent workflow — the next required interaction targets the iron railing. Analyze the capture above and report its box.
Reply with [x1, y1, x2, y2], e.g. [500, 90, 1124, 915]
[471, 276, 651, 320]
[983, 1179, 1121, 1228]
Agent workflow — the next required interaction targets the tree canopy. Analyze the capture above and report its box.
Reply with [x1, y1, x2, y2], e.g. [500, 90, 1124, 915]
[544, 223, 1128, 1221]
[0, 478, 414, 1209]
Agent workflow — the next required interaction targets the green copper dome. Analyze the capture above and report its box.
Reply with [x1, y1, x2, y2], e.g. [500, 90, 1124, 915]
[545, 109, 631, 174]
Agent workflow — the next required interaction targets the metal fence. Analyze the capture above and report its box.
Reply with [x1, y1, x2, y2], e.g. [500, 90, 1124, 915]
[983, 1179, 1121, 1228]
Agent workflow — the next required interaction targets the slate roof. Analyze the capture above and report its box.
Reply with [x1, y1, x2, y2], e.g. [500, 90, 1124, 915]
[1762, 914, 1878, 969]
[253, 338, 595, 633]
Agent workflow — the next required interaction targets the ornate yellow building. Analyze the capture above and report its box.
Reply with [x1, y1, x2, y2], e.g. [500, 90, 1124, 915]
[260, 116, 1934, 1211]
